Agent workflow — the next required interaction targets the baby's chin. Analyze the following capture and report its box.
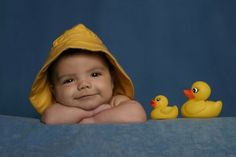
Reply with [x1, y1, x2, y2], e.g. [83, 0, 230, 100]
[60, 96, 111, 110]
[81, 97, 112, 109]
[71, 100, 106, 111]
[79, 104, 102, 111]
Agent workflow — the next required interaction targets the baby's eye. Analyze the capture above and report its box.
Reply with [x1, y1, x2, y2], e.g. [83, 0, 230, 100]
[91, 72, 102, 77]
[62, 79, 74, 84]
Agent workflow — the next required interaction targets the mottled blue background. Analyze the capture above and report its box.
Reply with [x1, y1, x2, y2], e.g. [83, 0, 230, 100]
[0, 0, 235, 118]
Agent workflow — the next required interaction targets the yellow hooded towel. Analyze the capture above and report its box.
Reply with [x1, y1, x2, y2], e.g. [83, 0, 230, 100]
[29, 24, 134, 114]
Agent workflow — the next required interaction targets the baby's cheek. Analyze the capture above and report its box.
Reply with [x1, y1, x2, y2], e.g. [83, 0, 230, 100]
[55, 90, 73, 105]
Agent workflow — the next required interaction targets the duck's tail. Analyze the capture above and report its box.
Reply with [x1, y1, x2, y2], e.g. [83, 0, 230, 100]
[215, 101, 223, 116]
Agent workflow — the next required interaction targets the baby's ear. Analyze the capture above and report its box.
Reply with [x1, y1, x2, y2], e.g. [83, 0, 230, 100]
[49, 84, 55, 96]
[110, 70, 116, 90]
[111, 79, 114, 90]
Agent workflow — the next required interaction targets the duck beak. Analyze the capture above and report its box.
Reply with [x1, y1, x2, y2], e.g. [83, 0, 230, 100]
[184, 89, 195, 99]
[150, 100, 157, 108]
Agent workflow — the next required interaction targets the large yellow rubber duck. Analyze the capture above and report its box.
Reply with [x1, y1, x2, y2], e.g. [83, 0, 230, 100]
[181, 81, 223, 118]
[150, 95, 178, 120]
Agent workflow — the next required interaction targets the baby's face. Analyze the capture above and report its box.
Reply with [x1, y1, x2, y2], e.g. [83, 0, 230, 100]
[52, 53, 114, 110]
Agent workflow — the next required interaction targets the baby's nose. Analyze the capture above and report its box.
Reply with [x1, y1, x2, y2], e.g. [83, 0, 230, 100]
[77, 80, 91, 91]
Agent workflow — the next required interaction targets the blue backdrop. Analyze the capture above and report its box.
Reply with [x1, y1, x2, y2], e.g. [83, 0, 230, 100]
[0, 0, 235, 118]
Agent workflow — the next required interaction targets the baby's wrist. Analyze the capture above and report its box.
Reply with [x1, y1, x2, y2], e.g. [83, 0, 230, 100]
[79, 117, 95, 124]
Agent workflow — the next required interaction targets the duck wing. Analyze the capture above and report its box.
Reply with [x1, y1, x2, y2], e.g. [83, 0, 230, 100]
[160, 106, 176, 114]
[184, 100, 206, 114]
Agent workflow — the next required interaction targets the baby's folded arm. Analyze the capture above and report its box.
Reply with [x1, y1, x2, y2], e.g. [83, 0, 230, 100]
[41, 103, 93, 125]
[91, 96, 147, 124]
[79, 104, 111, 124]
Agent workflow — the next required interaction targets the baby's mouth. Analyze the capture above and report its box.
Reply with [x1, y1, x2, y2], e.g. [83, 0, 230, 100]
[75, 94, 97, 100]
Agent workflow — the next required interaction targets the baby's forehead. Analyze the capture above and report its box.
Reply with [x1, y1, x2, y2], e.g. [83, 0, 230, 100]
[56, 50, 110, 68]
[57, 54, 108, 70]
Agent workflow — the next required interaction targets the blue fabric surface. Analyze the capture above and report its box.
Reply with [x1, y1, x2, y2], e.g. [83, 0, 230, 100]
[0, 115, 235, 157]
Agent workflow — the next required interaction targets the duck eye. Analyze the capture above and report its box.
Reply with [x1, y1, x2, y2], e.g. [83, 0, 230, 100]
[156, 98, 160, 101]
[192, 88, 199, 93]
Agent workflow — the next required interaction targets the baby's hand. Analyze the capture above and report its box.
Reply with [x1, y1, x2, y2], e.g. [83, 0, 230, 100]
[79, 104, 111, 124]
[93, 104, 111, 115]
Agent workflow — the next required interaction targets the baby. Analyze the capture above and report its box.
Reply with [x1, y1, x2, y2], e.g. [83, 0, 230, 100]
[29, 24, 146, 124]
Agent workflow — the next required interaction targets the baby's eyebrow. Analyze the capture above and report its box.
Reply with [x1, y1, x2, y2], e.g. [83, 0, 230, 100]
[87, 67, 106, 72]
